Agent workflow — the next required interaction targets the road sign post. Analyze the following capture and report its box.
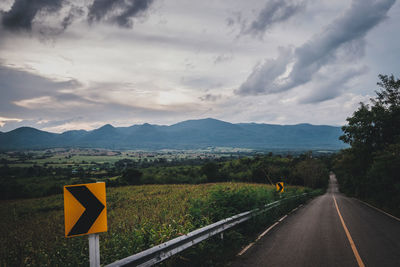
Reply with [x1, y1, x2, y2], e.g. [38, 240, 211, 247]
[89, 233, 100, 267]
[64, 182, 107, 267]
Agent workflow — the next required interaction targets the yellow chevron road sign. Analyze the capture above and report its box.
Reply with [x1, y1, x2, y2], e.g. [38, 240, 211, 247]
[63, 182, 107, 237]
[276, 182, 284, 193]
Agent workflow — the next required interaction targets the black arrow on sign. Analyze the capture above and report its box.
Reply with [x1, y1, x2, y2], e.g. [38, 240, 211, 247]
[277, 183, 283, 193]
[66, 186, 105, 236]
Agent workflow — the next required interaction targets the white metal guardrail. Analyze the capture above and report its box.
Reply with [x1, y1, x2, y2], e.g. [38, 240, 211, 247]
[106, 193, 308, 267]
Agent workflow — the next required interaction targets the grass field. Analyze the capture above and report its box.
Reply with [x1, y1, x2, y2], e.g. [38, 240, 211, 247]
[0, 148, 236, 168]
[0, 182, 306, 266]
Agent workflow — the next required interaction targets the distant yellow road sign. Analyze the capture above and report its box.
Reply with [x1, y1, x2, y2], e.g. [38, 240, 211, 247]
[64, 182, 107, 237]
[276, 182, 284, 193]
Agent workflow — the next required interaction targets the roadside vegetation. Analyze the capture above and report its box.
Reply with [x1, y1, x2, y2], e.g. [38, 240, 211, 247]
[0, 182, 314, 266]
[334, 74, 400, 216]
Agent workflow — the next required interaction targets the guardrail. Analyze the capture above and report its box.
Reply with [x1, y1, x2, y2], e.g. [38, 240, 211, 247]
[106, 193, 308, 267]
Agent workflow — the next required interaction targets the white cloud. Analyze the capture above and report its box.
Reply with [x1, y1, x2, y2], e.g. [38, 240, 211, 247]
[0, 116, 22, 127]
[41, 121, 104, 133]
[13, 96, 57, 109]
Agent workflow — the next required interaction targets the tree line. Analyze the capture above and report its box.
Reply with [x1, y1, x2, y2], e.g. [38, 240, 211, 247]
[0, 152, 330, 199]
[334, 74, 400, 216]
[111, 153, 330, 189]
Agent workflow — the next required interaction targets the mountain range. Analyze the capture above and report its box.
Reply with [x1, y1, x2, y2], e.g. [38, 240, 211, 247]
[0, 118, 347, 151]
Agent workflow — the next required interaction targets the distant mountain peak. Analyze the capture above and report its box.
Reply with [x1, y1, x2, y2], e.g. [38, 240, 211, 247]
[99, 124, 114, 129]
[92, 124, 116, 132]
[11, 126, 47, 133]
[172, 118, 233, 127]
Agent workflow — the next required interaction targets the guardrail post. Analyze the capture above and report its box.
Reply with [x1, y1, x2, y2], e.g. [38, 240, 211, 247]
[89, 233, 100, 267]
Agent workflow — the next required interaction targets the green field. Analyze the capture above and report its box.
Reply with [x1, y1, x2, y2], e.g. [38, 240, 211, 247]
[0, 183, 308, 266]
[0, 148, 237, 168]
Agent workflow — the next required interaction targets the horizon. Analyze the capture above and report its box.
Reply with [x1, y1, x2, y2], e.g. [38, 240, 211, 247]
[0, 117, 343, 134]
[1, 0, 399, 133]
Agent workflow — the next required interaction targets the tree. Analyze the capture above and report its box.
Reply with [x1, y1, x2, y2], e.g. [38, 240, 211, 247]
[338, 74, 400, 188]
[340, 74, 400, 151]
[293, 159, 328, 189]
[115, 159, 136, 170]
[201, 162, 220, 182]
[335, 74, 400, 215]
[120, 168, 143, 185]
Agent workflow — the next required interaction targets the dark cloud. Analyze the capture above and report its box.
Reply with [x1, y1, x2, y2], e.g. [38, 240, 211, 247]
[237, 0, 396, 98]
[0, 64, 80, 103]
[87, 0, 119, 24]
[242, 0, 305, 38]
[0, 0, 86, 38]
[61, 5, 85, 30]
[237, 47, 293, 95]
[0, 0, 155, 36]
[299, 66, 368, 104]
[0, 63, 84, 117]
[1, 0, 63, 31]
[88, 0, 154, 28]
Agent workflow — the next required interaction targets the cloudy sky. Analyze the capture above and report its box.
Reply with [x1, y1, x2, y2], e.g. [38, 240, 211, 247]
[0, 0, 399, 133]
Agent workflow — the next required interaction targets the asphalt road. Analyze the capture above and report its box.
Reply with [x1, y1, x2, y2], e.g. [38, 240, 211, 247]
[232, 175, 400, 267]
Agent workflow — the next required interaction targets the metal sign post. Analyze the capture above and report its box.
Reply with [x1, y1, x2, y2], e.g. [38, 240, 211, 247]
[89, 233, 100, 267]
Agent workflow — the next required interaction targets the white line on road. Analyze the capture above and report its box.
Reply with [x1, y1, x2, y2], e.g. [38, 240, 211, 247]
[237, 203, 303, 257]
[353, 198, 400, 222]
[278, 215, 288, 222]
[237, 221, 280, 256]
[256, 222, 280, 241]
[237, 242, 255, 256]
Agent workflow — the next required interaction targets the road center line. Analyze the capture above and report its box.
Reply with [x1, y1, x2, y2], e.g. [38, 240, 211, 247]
[333, 195, 365, 267]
